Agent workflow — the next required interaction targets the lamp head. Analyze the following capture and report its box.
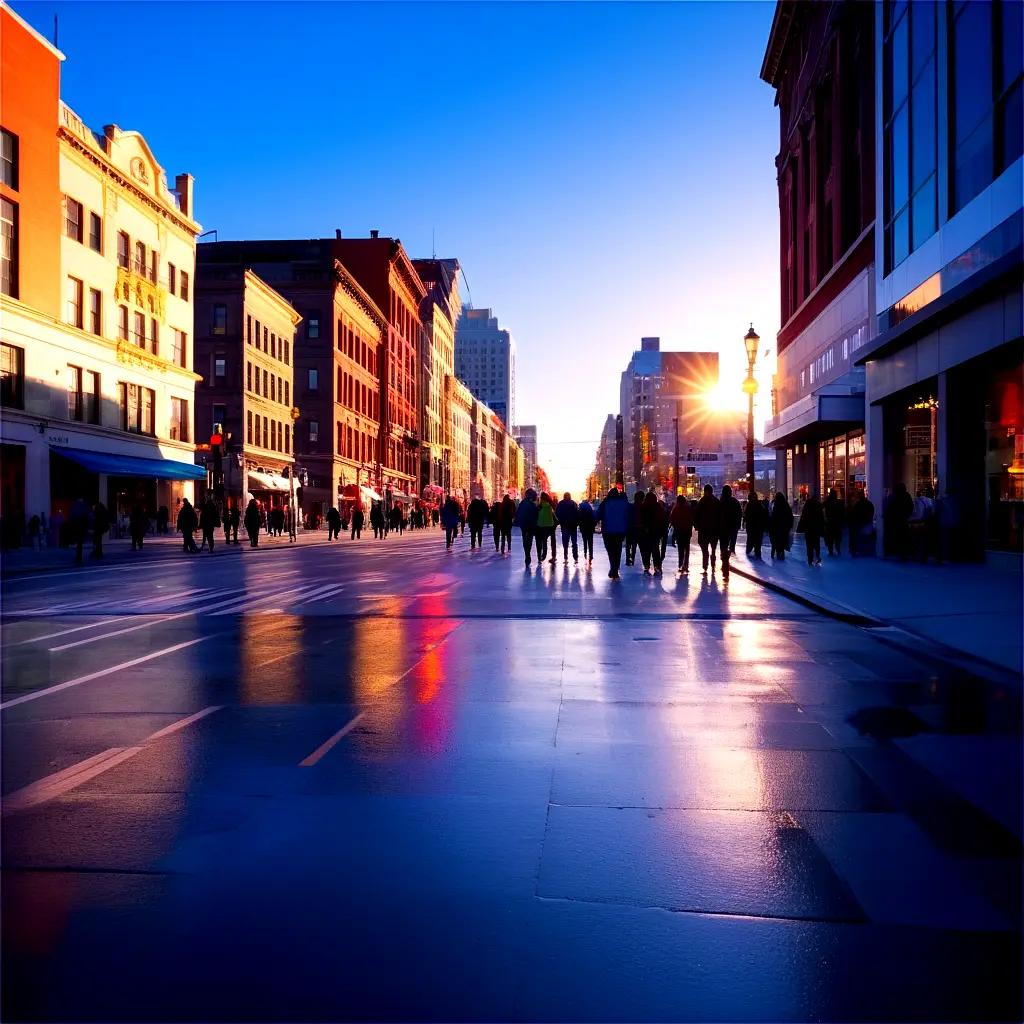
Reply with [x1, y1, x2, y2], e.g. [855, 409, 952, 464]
[743, 323, 760, 365]
[742, 375, 759, 395]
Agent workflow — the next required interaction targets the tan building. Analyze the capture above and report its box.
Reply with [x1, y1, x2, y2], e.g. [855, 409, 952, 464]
[0, 6, 202, 544]
[449, 375, 473, 501]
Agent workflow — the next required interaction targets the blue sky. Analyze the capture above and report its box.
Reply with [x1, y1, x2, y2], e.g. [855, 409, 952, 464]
[18, 0, 780, 490]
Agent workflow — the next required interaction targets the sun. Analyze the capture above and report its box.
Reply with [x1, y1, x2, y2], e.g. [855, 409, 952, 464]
[703, 381, 747, 414]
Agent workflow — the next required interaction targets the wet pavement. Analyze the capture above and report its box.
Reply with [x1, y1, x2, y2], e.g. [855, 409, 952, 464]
[2, 529, 1021, 1021]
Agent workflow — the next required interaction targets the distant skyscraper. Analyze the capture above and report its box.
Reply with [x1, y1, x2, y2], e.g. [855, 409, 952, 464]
[455, 306, 516, 429]
[513, 424, 537, 488]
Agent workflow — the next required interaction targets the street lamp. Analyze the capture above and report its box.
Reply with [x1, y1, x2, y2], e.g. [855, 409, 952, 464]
[742, 324, 760, 494]
[290, 406, 301, 535]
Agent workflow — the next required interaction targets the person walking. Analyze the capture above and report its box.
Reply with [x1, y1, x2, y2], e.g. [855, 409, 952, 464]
[556, 492, 580, 564]
[351, 504, 364, 540]
[88, 500, 109, 559]
[327, 505, 341, 541]
[717, 485, 742, 576]
[769, 492, 794, 560]
[69, 497, 91, 565]
[499, 495, 515, 554]
[129, 504, 149, 552]
[514, 489, 539, 567]
[440, 495, 462, 550]
[638, 491, 666, 575]
[177, 498, 200, 553]
[744, 490, 767, 558]
[883, 482, 913, 559]
[370, 502, 385, 540]
[467, 496, 489, 549]
[669, 494, 694, 573]
[578, 498, 596, 564]
[798, 491, 825, 565]
[596, 488, 629, 579]
[227, 503, 241, 544]
[536, 492, 558, 565]
[823, 488, 846, 556]
[625, 493, 643, 566]
[199, 499, 220, 552]
[243, 498, 261, 548]
[911, 485, 936, 562]
[849, 489, 875, 557]
[694, 484, 720, 574]
[490, 500, 502, 551]
[156, 505, 169, 535]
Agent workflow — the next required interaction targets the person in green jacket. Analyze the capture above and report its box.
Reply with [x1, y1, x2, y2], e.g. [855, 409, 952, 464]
[536, 492, 558, 565]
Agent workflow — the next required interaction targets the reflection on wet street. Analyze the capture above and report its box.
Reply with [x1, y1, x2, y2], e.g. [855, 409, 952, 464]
[2, 533, 1021, 1021]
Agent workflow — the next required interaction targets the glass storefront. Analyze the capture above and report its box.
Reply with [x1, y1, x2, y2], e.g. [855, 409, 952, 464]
[986, 361, 1024, 551]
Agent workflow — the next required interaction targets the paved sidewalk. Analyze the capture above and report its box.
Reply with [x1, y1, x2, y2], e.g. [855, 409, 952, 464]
[730, 537, 1023, 674]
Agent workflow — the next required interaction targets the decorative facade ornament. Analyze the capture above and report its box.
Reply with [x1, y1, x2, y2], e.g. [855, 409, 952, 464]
[130, 156, 149, 184]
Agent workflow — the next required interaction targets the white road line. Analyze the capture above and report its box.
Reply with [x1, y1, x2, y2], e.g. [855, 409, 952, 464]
[0, 636, 209, 710]
[2, 616, 131, 647]
[209, 583, 326, 616]
[3, 704, 225, 813]
[299, 712, 366, 766]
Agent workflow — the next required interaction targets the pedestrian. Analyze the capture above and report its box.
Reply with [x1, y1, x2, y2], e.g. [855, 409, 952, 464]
[467, 496, 489, 549]
[578, 498, 596, 564]
[327, 505, 342, 541]
[514, 489, 539, 567]
[177, 498, 200, 553]
[69, 497, 91, 565]
[935, 489, 958, 564]
[489, 501, 501, 550]
[823, 488, 846, 556]
[556, 492, 580, 564]
[625, 493, 643, 566]
[199, 499, 220, 552]
[370, 502, 385, 539]
[911, 485, 936, 562]
[769, 492, 794, 560]
[227, 503, 241, 544]
[351, 504, 365, 540]
[798, 491, 825, 565]
[694, 484, 720, 574]
[718, 485, 742, 575]
[744, 490, 767, 558]
[498, 495, 515, 554]
[156, 505, 169, 535]
[849, 489, 875, 557]
[91, 500, 109, 559]
[596, 488, 629, 579]
[440, 495, 462, 550]
[129, 504, 149, 551]
[243, 499, 261, 547]
[669, 494, 694, 573]
[638, 491, 666, 575]
[883, 482, 913, 559]
[27, 513, 41, 551]
[536, 492, 558, 565]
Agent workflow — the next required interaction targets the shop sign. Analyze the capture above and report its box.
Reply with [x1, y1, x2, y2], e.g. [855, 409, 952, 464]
[47, 433, 71, 445]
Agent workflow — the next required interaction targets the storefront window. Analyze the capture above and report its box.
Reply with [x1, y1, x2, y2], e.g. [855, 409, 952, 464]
[986, 363, 1023, 550]
[903, 395, 938, 496]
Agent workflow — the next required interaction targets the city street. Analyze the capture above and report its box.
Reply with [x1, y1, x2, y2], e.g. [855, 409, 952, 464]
[2, 528, 1021, 1022]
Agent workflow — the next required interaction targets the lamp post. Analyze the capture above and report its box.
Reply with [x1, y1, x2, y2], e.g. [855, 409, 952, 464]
[742, 324, 760, 494]
[289, 406, 301, 533]
[672, 400, 680, 496]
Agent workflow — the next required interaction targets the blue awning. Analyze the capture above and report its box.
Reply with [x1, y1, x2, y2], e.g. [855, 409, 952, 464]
[51, 446, 207, 481]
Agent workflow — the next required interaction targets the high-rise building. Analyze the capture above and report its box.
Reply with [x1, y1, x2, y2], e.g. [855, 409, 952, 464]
[1, 4, 204, 546]
[591, 413, 618, 496]
[619, 338, 719, 492]
[513, 424, 537, 489]
[455, 306, 516, 428]
[760, 0, 875, 506]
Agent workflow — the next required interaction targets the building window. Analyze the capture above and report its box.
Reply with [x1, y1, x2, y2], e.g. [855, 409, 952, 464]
[118, 382, 155, 434]
[118, 305, 129, 341]
[180, 270, 189, 301]
[309, 420, 319, 442]
[246, 410, 253, 444]
[66, 365, 83, 421]
[149, 317, 159, 355]
[64, 196, 83, 242]
[149, 249, 159, 284]
[88, 212, 102, 253]
[84, 370, 100, 424]
[995, 0, 1023, 175]
[0, 197, 16, 298]
[284, 380, 290, 406]
[214, 355, 226, 383]
[254, 415, 261, 447]
[134, 240, 146, 275]
[263, 369, 268, 395]
[246, 361, 252, 392]
[0, 343, 24, 409]
[170, 397, 189, 441]
[283, 339, 290, 365]
[246, 315, 252, 344]
[212, 303, 227, 335]
[132, 311, 145, 347]
[89, 288, 102, 335]
[117, 231, 129, 269]
[65, 276, 84, 329]
[0, 128, 17, 189]
[271, 333, 277, 359]
[270, 375, 276, 402]
[213, 403, 227, 431]
[307, 315, 320, 339]
[171, 329, 186, 367]
[308, 368, 318, 391]
[284, 424, 290, 454]
[168, 263, 176, 293]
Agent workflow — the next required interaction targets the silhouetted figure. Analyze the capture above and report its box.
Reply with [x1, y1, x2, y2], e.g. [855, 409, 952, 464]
[499, 495, 515, 554]
[514, 489, 539, 566]
[156, 505, 169, 535]
[178, 499, 200, 553]
[350, 505, 364, 540]
[884, 482, 913, 559]
[744, 490, 767, 558]
[597, 488, 629, 579]
[670, 494, 694, 573]
[226, 504, 240, 544]
[370, 502, 386, 539]
[849, 491, 875, 557]
[823, 488, 845, 555]
[556, 492, 579, 563]
[467, 497, 489, 549]
[578, 499, 596, 564]
[69, 497, 90, 565]
[636, 491, 665, 575]
[129, 504, 149, 551]
[798, 492, 825, 565]
[199, 499, 220, 552]
[537, 492, 558, 564]
[243, 499, 261, 548]
[440, 496, 463, 550]
[490, 501, 502, 550]
[694, 484, 720, 573]
[625, 493, 643, 566]
[718, 485, 742, 575]
[327, 505, 341, 541]
[769, 492, 794, 559]
[90, 501, 109, 559]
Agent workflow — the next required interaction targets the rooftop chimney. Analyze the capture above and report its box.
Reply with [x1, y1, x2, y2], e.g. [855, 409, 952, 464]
[641, 336, 660, 352]
[370, 229, 379, 239]
[335, 228, 342, 239]
[175, 173, 194, 219]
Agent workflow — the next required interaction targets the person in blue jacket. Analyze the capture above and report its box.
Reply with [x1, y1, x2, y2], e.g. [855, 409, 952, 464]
[555, 492, 580, 564]
[514, 489, 539, 567]
[596, 488, 629, 579]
